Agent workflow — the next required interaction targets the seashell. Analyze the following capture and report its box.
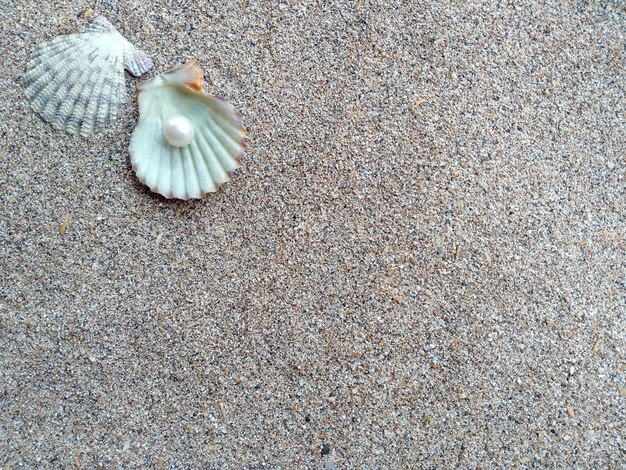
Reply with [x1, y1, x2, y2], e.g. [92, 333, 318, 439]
[130, 60, 246, 200]
[22, 15, 153, 136]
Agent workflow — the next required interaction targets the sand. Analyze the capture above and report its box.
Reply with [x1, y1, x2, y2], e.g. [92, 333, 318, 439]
[1, 0, 624, 467]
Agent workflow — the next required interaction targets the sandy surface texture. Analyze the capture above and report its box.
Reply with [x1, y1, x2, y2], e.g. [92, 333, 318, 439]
[1, 0, 625, 467]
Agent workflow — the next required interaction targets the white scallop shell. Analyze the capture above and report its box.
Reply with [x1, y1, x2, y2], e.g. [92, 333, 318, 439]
[22, 15, 153, 136]
[130, 60, 246, 200]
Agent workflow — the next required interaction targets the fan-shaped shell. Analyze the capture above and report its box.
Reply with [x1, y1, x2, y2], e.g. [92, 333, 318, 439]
[130, 60, 246, 200]
[22, 15, 153, 136]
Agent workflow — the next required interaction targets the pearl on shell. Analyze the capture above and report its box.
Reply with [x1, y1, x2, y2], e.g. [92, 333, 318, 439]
[163, 115, 194, 147]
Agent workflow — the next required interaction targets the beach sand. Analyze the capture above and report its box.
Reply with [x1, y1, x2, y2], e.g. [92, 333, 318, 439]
[0, 0, 624, 467]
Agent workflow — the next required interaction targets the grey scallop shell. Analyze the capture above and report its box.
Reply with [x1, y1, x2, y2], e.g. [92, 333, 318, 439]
[22, 15, 153, 136]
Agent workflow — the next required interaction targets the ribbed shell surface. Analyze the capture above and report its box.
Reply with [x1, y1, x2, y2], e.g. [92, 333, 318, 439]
[130, 61, 246, 200]
[22, 15, 153, 136]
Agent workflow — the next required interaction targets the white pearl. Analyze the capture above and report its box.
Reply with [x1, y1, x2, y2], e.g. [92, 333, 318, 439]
[163, 115, 194, 147]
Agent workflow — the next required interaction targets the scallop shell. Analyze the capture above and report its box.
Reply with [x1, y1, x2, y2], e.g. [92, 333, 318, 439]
[22, 15, 153, 136]
[130, 60, 246, 200]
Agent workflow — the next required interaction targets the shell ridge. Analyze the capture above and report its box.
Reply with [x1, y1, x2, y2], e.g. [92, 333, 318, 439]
[24, 69, 55, 101]
[201, 124, 239, 172]
[30, 37, 71, 60]
[79, 65, 108, 136]
[158, 133, 173, 198]
[106, 57, 126, 125]
[39, 66, 82, 121]
[150, 145, 162, 191]
[29, 34, 83, 60]
[144, 121, 163, 189]
[95, 65, 122, 128]
[25, 64, 70, 101]
[26, 38, 83, 74]
[29, 66, 73, 113]
[95, 81, 111, 129]
[205, 114, 245, 157]
[131, 116, 159, 186]
[156, 145, 171, 197]
[61, 63, 99, 115]
[170, 146, 186, 199]
[25, 48, 84, 99]
[25, 46, 86, 86]
[195, 128, 222, 180]
[141, 117, 170, 196]
[178, 145, 190, 199]
[85, 15, 118, 34]
[180, 145, 194, 197]
[182, 145, 201, 198]
[39, 67, 81, 120]
[28, 33, 107, 70]
[203, 96, 243, 122]
[63, 65, 101, 129]
[61, 65, 100, 133]
[189, 141, 215, 193]
[196, 127, 230, 185]
[199, 96, 244, 133]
